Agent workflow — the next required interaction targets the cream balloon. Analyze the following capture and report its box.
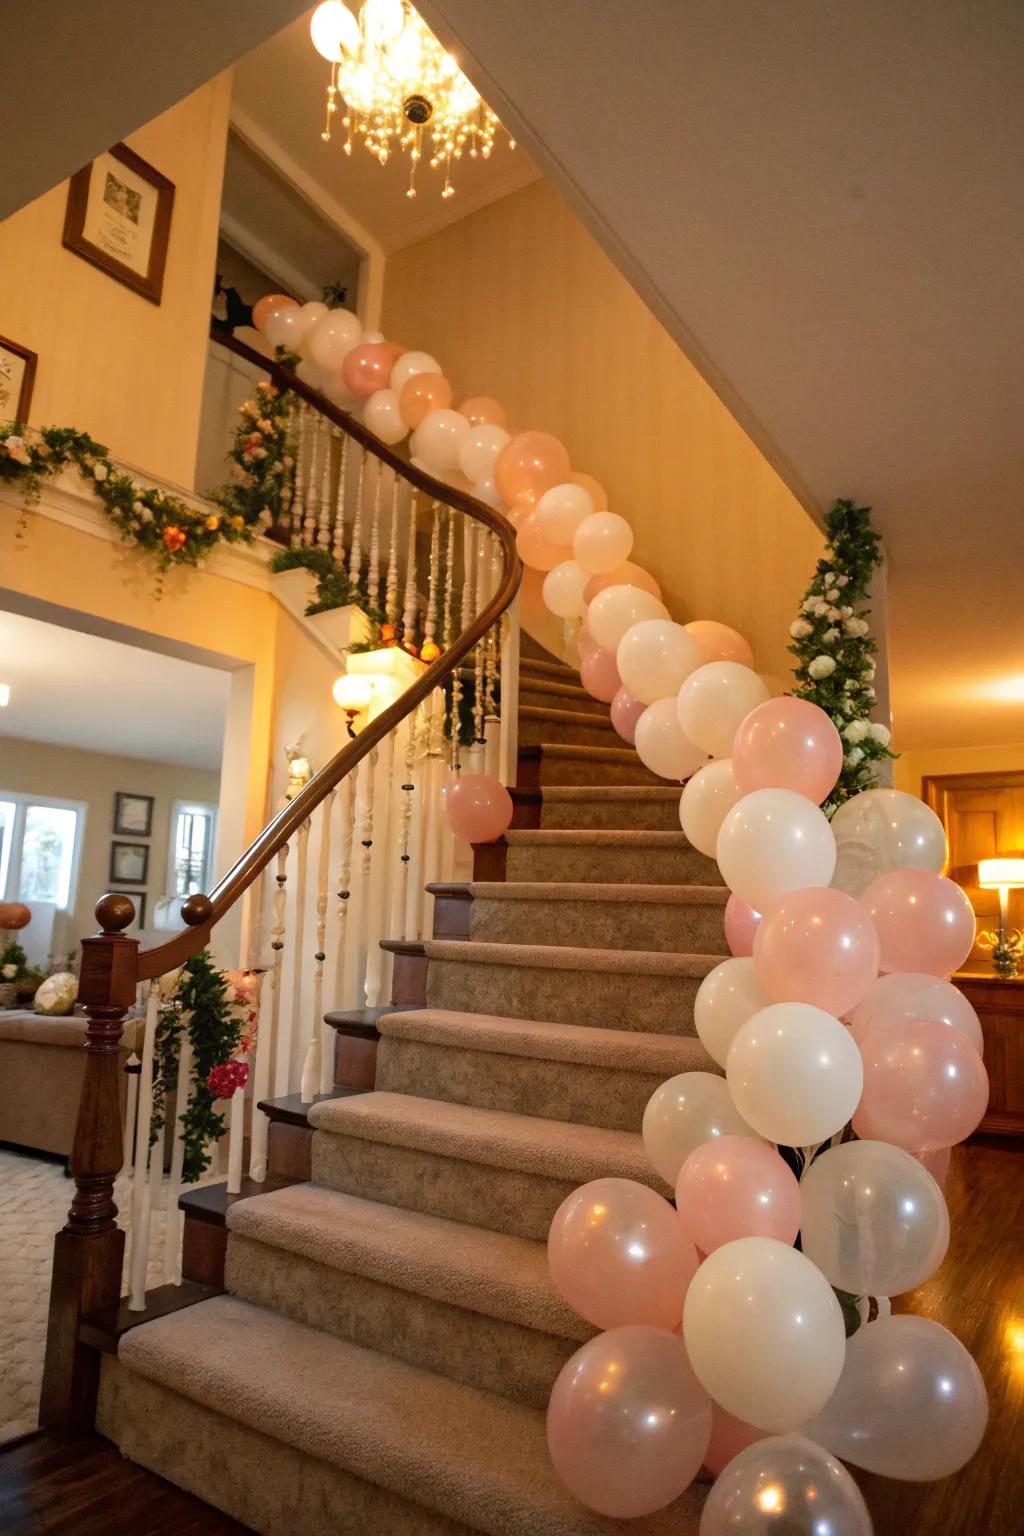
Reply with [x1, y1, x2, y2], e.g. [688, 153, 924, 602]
[572, 512, 633, 575]
[676, 663, 770, 759]
[716, 788, 837, 911]
[363, 388, 407, 445]
[292, 300, 329, 346]
[390, 349, 441, 395]
[679, 759, 744, 857]
[458, 422, 510, 483]
[616, 619, 703, 706]
[693, 958, 769, 1069]
[642, 1072, 761, 1184]
[471, 475, 503, 511]
[294, 356, 333, 393]
[410, 409, 470, 474]
[533, 482, 594, 545]
[542, 560, 589, 619]
[831, 787, 948, 897]
[307, 307, 362, 369]
[726, 1001, 863, 1147]
[634, 700, 708, 782]
[263, 304, 307, 351]
[585, 585, 669, 654]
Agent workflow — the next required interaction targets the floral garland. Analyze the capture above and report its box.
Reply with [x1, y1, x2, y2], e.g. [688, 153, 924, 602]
[788, 498, 896, 813]
[208, 377, 295, 540]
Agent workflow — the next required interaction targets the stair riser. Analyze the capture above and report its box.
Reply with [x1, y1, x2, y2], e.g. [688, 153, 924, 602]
[540, 797, 682, 830]
[313, 1129, 584, 1242]
[518, 684, 607, 715]
[506, 843, 721, 885]
[377, 1036, 669, 1133]
[519, 715, 618, 749]
[226, 1233, 577, 1411]
[469, 896, 728, 953]
[425, 957, 703, 1033]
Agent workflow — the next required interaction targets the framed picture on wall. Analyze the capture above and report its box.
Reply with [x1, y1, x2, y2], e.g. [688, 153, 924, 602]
[110, 890, 146, 929]
[62, 142, 175, 305]
[114, 791, 154, 836]
[110, 841, 149, 887]
[0, 335, 37, 422]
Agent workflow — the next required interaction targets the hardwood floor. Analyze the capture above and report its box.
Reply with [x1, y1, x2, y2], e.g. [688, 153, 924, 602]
[1, 1139, 1020, 1535]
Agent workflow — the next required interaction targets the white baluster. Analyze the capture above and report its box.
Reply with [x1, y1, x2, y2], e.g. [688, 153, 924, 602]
[393, 707, 420, 941]
[348, 447, 366, 588]
[401, 490, 419, 650]
[268, 845, 290, 1101]
[161, 1031, 192, 1282]
[302, 790, 335, 1102]
[327, 773, 357, 1090]
[353, 745, 379, 1006]
[287, 818, 311, 1094]
[484, 531, 502, 778]
[128, 980, 161, 1311]
[499, 592, 522, 787]
[247, 926, 273, 1183]
[303, 415, 322, 546]
[366, 460, 383, 611]
[291, 403, 309, 547]
[364, 732, 395, 1006]
[331, 429, 349, 567]
[122, 1052, 140, 1173]
[469, 523, 489, 772]
[227, 1083, 245, 1196]
[385, 472, 401, 629]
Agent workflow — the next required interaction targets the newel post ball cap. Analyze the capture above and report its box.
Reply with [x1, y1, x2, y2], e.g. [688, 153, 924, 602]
[95, 892, 135, 932]
[0, 901, 32, 930]
[182, 893, 214, 926]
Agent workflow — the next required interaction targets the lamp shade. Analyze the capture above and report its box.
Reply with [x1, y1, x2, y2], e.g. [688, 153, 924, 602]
[978, 857, 1024, 889]
[332, 674, 374, 711]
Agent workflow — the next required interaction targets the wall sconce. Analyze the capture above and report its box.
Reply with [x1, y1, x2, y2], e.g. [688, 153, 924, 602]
[332, 672, 375, 737]
[977, 857, 1024, 979]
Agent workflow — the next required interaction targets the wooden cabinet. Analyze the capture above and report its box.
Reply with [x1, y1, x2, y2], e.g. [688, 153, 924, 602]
[956, 973, 1024, 1136]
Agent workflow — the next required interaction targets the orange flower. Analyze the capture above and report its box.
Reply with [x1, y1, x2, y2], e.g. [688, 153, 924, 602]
[420, 639, 441, 662]
[162, 525, 186, 554]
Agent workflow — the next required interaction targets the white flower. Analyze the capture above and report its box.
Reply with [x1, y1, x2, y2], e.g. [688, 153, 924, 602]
[844, 719, 870, 744]
[842, 698, 857, 714]
[869, 721, 891, 746]
[808, 655, 837, 679]
[2, 963, 16, 979]
[93, 463, 108, 482]
[814, 603, 829, 618]
[864, 685, 876, 699]
[845, 617, 869, 638]
[836, 574, 850, 587]
[823, 627, 840, 643]
[846, 746, 865, 766]
[841, 606, 853, 617]
[827, 607, 842, 621]
[826, 588, 840, 602]
[4, 434, 32, 466]
[139, 506, 154, 523]
[790, 619, 813, 639]
[863, 664, 876, 680]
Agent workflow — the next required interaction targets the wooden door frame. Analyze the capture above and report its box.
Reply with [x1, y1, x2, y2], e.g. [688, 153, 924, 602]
[923, 768, 1024, 869]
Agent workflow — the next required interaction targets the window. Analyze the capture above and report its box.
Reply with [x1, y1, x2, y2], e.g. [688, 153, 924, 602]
[170, 801, 217, 897]
[0, 793, 85, 909]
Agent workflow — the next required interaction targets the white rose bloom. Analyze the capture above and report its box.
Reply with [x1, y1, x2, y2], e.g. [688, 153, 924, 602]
[845, 617, 869, 638]
[842, 606, 853, 617]
[823, 627, 839, 643]
[93, 463, 109, 482]
[864, 685, 876, 699]
[868, 721, 892, 745]
[790, 619, 813, 639]
[140, 506, 154, 523]
[836, 574, 850, 587]
[808, 655, 837, 679]
[844, 719, 870, 743]
[814, 603, 829, 617]
[845, 746, 865, 766]
[2, 963, 17, 979]
[826, 588, 840, 601]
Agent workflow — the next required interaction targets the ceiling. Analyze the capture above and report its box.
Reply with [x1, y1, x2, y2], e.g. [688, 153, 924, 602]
[0, 610, 229, 771]
[420, 0, 1024, 752]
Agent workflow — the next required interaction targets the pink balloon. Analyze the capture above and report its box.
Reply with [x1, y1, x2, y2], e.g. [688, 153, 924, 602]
[917, 1144, 952, 1189]
[724, 894, 762, 956]
[516, 510, 569, 571]
[576, 629, 602, 667]
[459, 395, 507, 428]
[860, 869, 976, 976]
[846, 972, 983, 1053]
[704, 1405, 769, 1477]
[853, 1018, 989, 1153]
[610, 686, 645, 744]
[444, 773, 513, 844]
[495, 430, 571, 507]
[675, 1136, 801, 1254]
[580, 648, 620, 703]
[753, 887, 880, 1016]
[583, 561, 662, 602]
[685, 620, 754, 667]
[548, 1178, 698, 1331]
[547, 1326, 711, 1517]
[732, 696, 844, 804]
[341, 341, 395, 400]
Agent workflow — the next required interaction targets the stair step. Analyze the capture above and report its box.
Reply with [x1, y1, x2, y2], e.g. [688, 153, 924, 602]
[519, 742, 667, 787]
[504, 828, 722, 885]
[100, 1296, 700, 1535]
[376, 1008, 716, 1130]
[518, 655, 580, 682]
[518, 677, 608, 714]
[309, 1090, 668, 1239]
[468, 881, 728, 953]
[518, 705, 618, 748]
[540, 784, 684, 830]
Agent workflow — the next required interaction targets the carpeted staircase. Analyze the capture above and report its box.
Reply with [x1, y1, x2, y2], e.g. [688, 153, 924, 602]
[96, 644, 726, 1535]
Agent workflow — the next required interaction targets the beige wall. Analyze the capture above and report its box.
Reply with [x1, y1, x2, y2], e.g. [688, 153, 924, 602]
[0, 77, 231, 489]
[895, 742, 1024, 798]
[383, 180, 821, 676]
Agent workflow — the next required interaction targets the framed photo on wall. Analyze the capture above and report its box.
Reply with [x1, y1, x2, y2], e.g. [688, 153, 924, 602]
[114, 791, 154, 837]
[110, 841, 149, 887]
[62, 142, 175, 304]
[0, 335, 37, 421]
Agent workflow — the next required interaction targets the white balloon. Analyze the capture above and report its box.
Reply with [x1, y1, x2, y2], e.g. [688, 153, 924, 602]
[471, 475, 503, 511]
[716, 788, 837, 911]
[293, 300, 329, 346]
[634, 699, 708, 782]
[533, 482, 594, 546]
[307, 307, 362, 370]
[263, 305, 308, 351]
[642, 1072, 760, 1184]
[542, 559, 589, 619]
[391, 349, 441, 395]
[572, 511, 633, 575]
[831, 788, 948, 897]
[294, 356, 332, 392]
[679, 758, 743, 857]
[676, 662, 769, 759]
[458, 422, 510, 483]
[616, 619, 703, 706]
[410, 409, 470, 473]
[363, 387, 407, 445]
[727, 1001, 863, 1146]
[693, 957, 768, 1068]
[322, 373, 360, 411]
[683, 1237, 846, 1431]
[585, 584, 669, 654]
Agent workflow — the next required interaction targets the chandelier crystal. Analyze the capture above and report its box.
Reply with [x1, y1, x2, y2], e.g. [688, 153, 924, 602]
[310, 0, 514, 200]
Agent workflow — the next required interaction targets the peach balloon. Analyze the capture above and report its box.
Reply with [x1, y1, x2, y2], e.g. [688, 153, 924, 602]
[341, 341, 395, 400]
[675, 1136, 802, 1254]
[572, 512, 633, 575]
[854, 1017, 989, 1152]
[0, 901, 31, 930]
[504, 498, 533, 529]
[753, 886, 880, 1016]
[494, 430, 571, 507]
[583, 561, 661, 602]
[580, 647, 621, 703]
[516, 511, 569, 571]
[685, 619, 754, 667]
[444, 773, 513, 844]
[610, 686, 645, 744]
[918, 1144, 952, 1188]
[724, 894, 762, 956]
[459, 395, 508, 429]
[732, 696, 844, 805]
[252, 292, 296, 332]
[570, 471, 608, 510]
[399, 371, 453, 429]
[704, 1406, 768, 1477]
[860, 869, 977, 976]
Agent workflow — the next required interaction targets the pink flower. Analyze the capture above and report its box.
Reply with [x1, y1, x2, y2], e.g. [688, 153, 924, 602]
[207, 1059, 250, 1100]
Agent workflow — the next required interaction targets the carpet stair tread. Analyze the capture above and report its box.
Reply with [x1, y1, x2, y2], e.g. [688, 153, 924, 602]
[423, 938, 719, 978]
[470, 880, 727, 906]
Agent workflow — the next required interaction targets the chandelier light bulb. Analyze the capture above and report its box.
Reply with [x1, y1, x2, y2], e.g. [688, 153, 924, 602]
[310, 1, 360, 62]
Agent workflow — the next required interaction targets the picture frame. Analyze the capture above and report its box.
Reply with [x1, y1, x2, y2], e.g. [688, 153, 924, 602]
[110, 890, 146, 929]
[110, 841, 149, 887]
[0, 335, 37, 422]
[114, 791, 154, 837]
[62, 142, 175, 305]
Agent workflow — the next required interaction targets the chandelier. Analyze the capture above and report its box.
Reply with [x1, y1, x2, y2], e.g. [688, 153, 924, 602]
[310, 0, 514, 200]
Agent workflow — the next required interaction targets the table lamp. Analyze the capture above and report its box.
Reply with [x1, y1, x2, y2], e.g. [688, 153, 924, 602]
[977, 857, 1024, 978]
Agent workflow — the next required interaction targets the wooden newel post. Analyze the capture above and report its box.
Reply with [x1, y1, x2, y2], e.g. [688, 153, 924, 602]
[39, 893, 139, 1435]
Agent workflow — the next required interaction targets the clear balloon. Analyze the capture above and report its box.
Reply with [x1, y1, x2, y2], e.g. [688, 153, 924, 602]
[547, 1326, 711, 1518]
[583, 560, 662, 602]
[580, 647, 621, 703]
[724, 893, 762, 956]
[831, 787, 948, 897]
[443, 773, 513, 844]
[800, 1139, 949, 1295]
[699, 1434, 873, 1536]
[685, 619, 754, 668]
[703, 1405, 768, 1477]
[732, 696, 843, 805]
[727, 1002, 864, 1147]
[683, 1240, 846, 1430]
[515, 511, 568, 571]
[342, 340, 395, 399]
[805, 1315, 988, 1481]
[572, 512, 633, 575]
[617, 619, 703, 706]
[494, 430, 571, 507]
[548, 1178, 699, 1330]
[861, 869, 976, 976]
[642, 1071, 761, 1184]
[846, 971, 983, 1054]
[542, 559, 589, 620]
[532, 482, 593, 546]
[458, 422, 510, 482]
[677, 662, 770, 759]
[610, 685, 645, 744]
[676, 1136, 801, 1252]
[634, 699, 708, 782]
[459, 395, 507, 428]
[363, 387, 407, 445]
[753, 886, 880, 1016]
[306, 306, 362, 369]
[411, 409, 470, 474]
[585, 584, 669, 654]
[693, 957, 768, 1068]
[679, 759, 744, 858]
[716, 789, 837, 912]
[854, 1016, 989, 1152]
[390, 349, 441, 395]
[398, 370, 453, 428]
